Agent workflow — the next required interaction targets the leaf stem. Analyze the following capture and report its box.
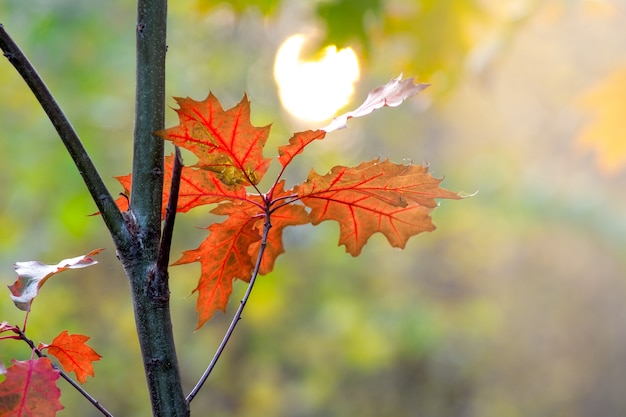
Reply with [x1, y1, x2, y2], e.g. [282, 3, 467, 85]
[0, 24, 129, 249]
[186, 212, 272, 404]
[14, 327, 114, 417]
[268, 194, 300, 214]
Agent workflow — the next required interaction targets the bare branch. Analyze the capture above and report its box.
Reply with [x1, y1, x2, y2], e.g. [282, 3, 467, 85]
[0, 24, 129, 248]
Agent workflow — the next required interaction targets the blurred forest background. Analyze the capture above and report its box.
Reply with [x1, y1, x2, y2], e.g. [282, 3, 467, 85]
[2, 0, 626, 416]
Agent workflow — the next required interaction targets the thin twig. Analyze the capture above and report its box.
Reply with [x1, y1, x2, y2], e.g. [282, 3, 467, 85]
[157, 146, 183, 274]
[15, 327, 114, 417]
[0, 24, 128, 247]
[186, 213, 272, 404]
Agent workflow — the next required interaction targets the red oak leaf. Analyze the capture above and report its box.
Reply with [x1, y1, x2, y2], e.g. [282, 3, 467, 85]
[277, 130, 326, 168]
[174, 202, 263, 328]
[113, 154, 246, 215]
[8, 249, 102, 311]
[156, 94, 272, 187]
[174, 181, 307, 325]
[0, 358, 63, 417]
[298, 159, 461, 256]
[39, 331, 101, 384]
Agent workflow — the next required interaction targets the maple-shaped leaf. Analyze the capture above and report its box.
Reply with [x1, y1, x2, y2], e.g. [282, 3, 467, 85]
[174, 202, 263, 328]
[39, 331, 101, 384]
[174, 181, 307, 326]
[0, 358, 63, 417]
[322, 74, 430, 132]
[113, 154, 246, 215]
[298, 159, 461, 256]
[8, 249, 103, 311]
[157, 94, 272, 187]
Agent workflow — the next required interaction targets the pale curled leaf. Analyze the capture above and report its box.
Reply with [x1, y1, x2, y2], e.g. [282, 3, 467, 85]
[322, 74, 429, 132]
[8, 249, 103, 311]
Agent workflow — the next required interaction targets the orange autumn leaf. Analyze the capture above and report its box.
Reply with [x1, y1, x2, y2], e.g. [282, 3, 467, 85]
[0, 358, 63, 417]
[277, 129, 326, 168]
[40, 331, 101, 384]
[298, 159, 462, 256]
[114, 154, 246, 216]
[157, 93, 272, 187]
[174, 202, 263, 328]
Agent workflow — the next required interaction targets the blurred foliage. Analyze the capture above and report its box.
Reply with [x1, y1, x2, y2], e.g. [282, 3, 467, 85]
[196, 0, 530, 94]
[195, 0, 280, 16]
[577, 66, 626, 175]
[315, 0, 382, 54]
[2, 0, 626, 417]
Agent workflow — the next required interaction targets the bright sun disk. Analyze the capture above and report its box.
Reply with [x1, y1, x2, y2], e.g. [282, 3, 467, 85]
[274, 34, 360, 122]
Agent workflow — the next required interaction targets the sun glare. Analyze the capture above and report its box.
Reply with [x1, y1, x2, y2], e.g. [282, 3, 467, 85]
[274, 34, 360, 122]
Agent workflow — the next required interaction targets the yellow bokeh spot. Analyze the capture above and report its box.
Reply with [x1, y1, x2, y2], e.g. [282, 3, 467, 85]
[274, 34, 360, 122]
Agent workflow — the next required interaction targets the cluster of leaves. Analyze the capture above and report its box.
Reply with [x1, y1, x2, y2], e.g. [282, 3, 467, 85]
[115, 75, 460, 328]
[0, 76, 461, 415]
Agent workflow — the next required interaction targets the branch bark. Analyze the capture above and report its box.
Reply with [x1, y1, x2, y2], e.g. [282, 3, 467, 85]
[122, 1, 189, 416]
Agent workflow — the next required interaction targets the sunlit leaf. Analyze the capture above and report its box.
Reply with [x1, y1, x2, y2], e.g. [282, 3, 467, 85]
[156, 94, 272, 187]
[298, 159, 461, 256]
[174, 202, 263, 328]
[322, 74, 429, 132]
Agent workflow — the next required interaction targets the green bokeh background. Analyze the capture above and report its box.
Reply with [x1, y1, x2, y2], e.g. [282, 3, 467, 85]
[2, 0, 626, 416]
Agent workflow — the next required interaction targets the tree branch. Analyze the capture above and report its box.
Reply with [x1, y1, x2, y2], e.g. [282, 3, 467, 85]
[0, 24, 129, 249]
[157, 146, 182, 274]
[123, 1, 189, 416]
